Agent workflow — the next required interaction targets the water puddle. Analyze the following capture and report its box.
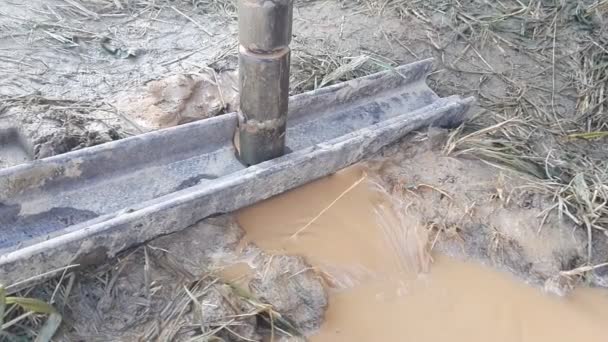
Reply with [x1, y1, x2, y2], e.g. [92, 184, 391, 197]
[236, 166, 608, 341]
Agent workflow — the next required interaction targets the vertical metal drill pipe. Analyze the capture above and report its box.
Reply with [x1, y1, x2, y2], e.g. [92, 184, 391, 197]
[236, 0, 293, 165]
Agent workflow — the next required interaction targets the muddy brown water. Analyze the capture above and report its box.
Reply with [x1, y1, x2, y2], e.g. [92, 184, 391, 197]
[235, 166, 608, 342]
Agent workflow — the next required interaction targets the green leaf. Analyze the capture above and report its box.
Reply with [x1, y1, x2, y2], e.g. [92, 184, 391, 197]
[567, 131, 608, 140]
[34, 312, 62, 342]
[5, 297, 56, 315]
[0, 285, 6, 327]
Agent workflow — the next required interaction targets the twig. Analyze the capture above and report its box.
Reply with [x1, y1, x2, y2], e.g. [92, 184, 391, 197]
[63, 0, 100, 19]
[103, 102, 146, 134]
[171, 6, 213, 36]
[289, 174, 366, 239]
[560, 262, 608, 277]
[208, 67, 226, 111]
[161, 47, 207, 67]
[393, 37, 419, 59]
[415, 183, 453, 200]
[6, 265, 79, 293]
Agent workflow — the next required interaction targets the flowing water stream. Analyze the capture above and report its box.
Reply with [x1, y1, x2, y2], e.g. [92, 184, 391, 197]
[234, 166, 608, 341]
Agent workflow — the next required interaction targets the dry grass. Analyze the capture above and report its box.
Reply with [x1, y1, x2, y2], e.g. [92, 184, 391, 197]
[429, 1, 608, 269]
[1, 244, 302, 341]
[1, 274, 70, 341]
[290, 41, 386, 93]
[341, 0, 607, 276]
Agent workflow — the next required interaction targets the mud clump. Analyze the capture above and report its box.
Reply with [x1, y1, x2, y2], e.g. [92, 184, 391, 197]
[187, 282, 261, 342]
[150, 216, 246, 278]
[51, 216, 328, 341]
[369, 131, 591, 294]
[116, 71, 239, 130]
[589, 232, 608, 287]
[249, 255, 328, 334]
[1, 102, 124, 165]
[34, 126, 121, 159]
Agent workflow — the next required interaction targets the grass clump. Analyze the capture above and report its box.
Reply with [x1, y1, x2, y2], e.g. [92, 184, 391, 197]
[432, 0, 608, 269]
[0, 285, 62, 342]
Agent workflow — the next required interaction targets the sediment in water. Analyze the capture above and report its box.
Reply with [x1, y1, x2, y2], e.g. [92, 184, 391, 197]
[236, 164, 608, 342]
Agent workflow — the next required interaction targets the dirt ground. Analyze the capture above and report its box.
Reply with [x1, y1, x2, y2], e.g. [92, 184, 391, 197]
[1, 0, 607, 341]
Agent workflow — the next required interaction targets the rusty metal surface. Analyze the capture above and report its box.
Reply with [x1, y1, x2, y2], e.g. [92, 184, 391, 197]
[0, 59, 473, 288]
